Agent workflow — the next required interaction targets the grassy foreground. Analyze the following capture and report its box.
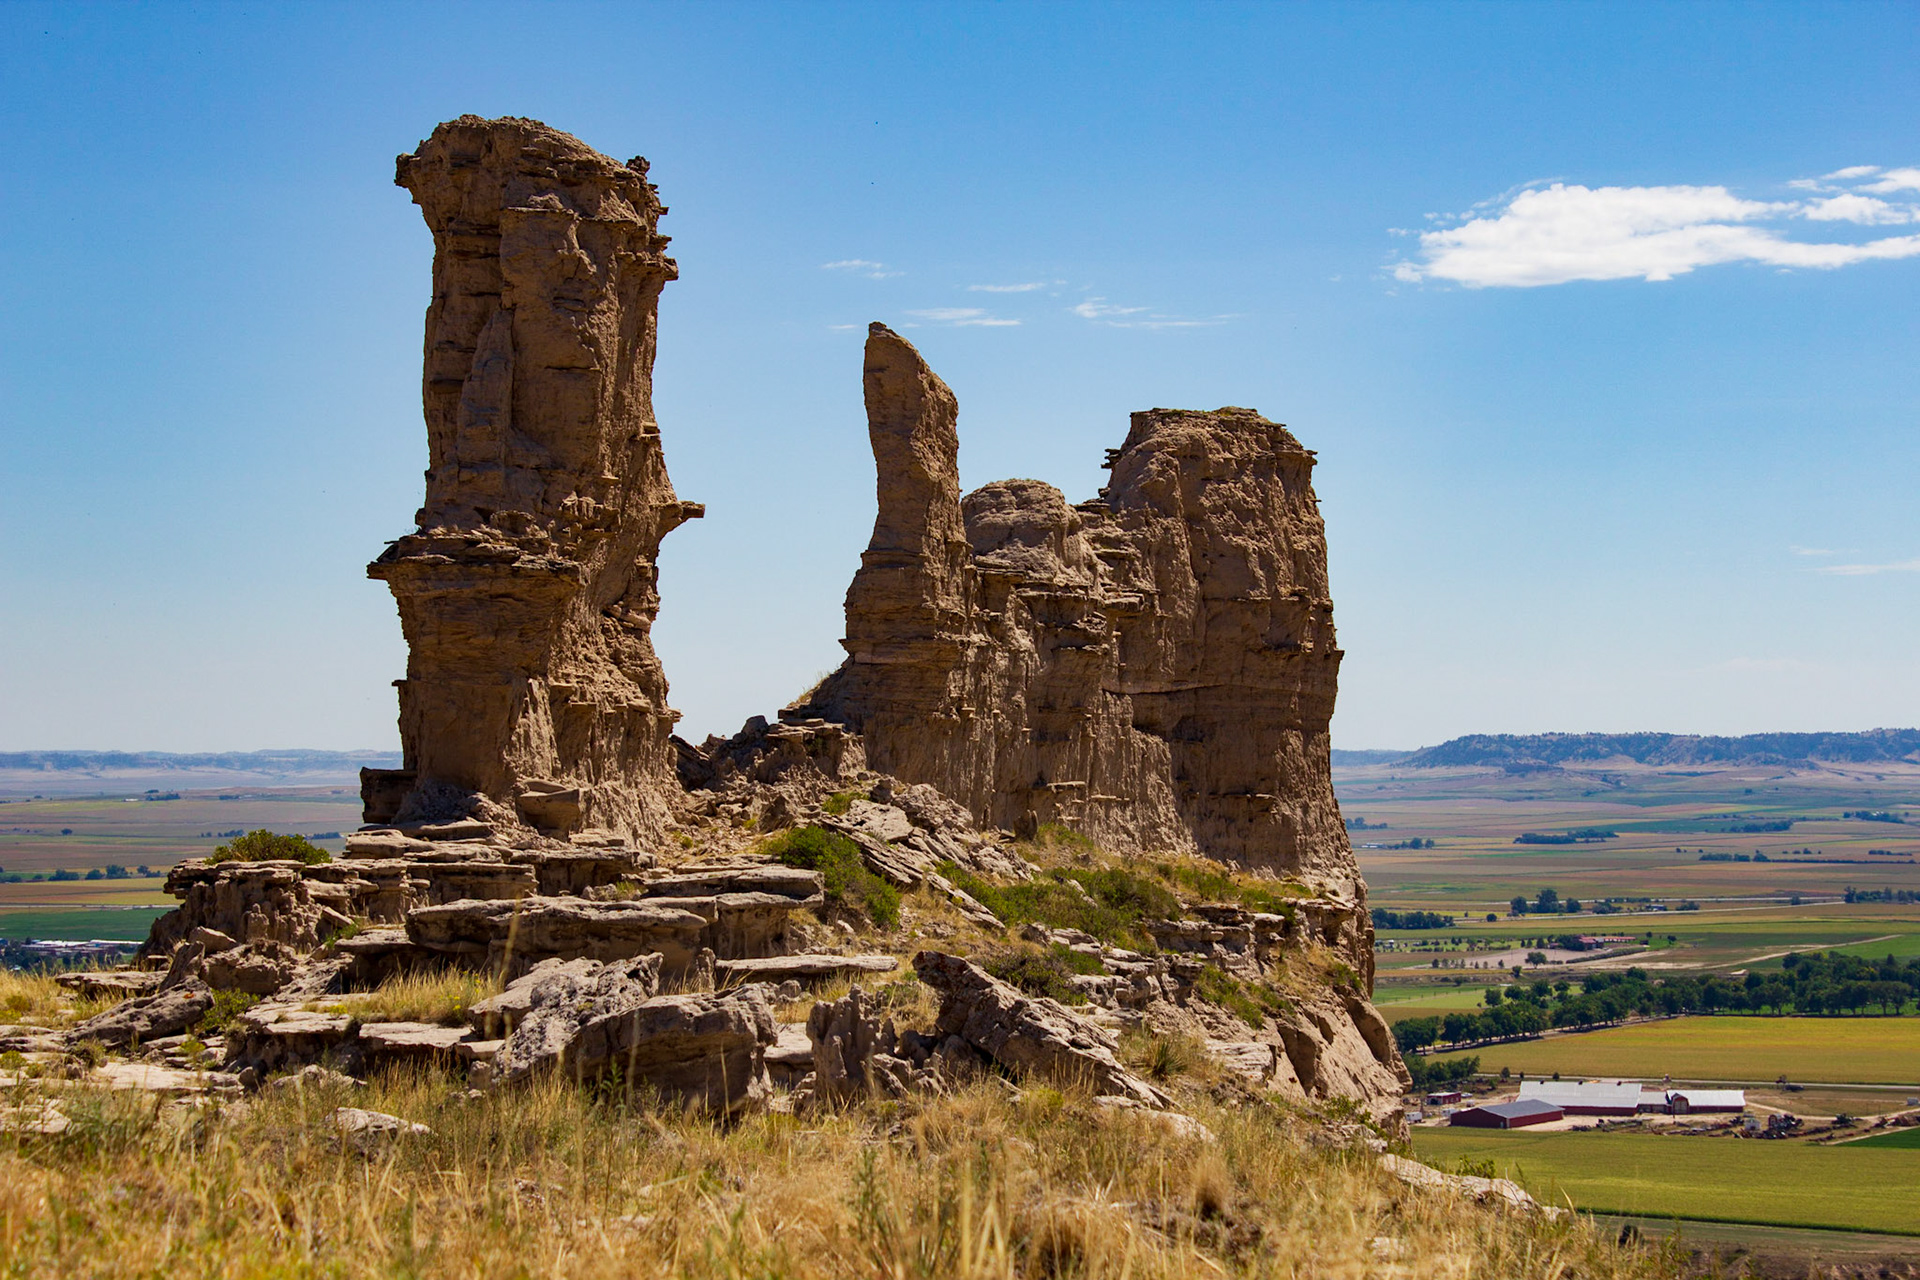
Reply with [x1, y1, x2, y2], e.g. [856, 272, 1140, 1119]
[0, 1065, 1675, 1280]
[1412, 1129, 1920, 1236]
[1430, 1014, 1920, 1085]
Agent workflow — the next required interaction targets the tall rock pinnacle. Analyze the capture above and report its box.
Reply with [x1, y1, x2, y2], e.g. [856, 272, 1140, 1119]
[802, 330, 1356, 892]
[364, 116, 701, 839]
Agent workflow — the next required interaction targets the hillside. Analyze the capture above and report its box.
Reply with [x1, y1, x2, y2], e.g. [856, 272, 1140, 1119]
[0, 750, 401, 796]
[1397, 730, 1920, 770]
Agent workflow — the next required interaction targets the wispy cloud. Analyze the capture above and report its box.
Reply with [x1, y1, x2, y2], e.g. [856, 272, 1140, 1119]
[967, 282, 1047, 293]
[904, 307, 1019, 327]
[1817, 558, 1920, 577]
[1072, 298, 1148, 319]
[821, 259, 903, 279]
[1071, 296, 1229, 329]
[1789, 546, 1838, 557]
[1392, 168, 1920, 287]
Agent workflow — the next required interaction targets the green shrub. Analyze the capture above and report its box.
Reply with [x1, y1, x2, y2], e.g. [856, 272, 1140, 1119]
[207, 829, 330, 866]
[941, 863, 1179, 948]
[197, 989, 261, 1034]
[1193, 964, 1292, 1029]
[820, 789, 862, 817]
[983, 944, 1103, 1005]
[1153, 861, 1309, 915]
[763, 826, 901, 930]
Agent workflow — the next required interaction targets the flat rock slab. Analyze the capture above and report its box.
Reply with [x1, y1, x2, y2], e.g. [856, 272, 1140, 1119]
[407, 897, 709, 973]
[716, 954, 899, 983]
[642, 865, 824, 901]
[93, 1061, 242, 1096]
[765, 1023, 815, 1069]
[0, 1102, 69, 1136]
[67, 983, 214, 1049]
[56, 970, 162, 999]
[358, 1022, 470, 1053]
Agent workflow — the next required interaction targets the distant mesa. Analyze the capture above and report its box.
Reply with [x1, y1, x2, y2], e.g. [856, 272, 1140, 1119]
[1341, 730, 1920, 771]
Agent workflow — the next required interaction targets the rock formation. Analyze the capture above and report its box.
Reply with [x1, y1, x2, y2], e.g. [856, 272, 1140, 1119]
[365, 115, 701, 841]
[800, 324, 1353, 890]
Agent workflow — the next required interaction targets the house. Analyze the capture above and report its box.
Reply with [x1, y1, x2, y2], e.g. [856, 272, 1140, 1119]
[1663, 1089, 1745, 1114]
[1518, 1079, 1643, 1116]
[1449, 1100, 1564, 1129]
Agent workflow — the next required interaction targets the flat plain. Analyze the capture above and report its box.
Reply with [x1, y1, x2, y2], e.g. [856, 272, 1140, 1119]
[1412, 1128, 1920, 1235]
[1425, 1013, 1920, 1085]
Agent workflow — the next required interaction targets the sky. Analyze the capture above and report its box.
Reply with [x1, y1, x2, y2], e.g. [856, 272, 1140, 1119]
[1, 1, 1916, 754]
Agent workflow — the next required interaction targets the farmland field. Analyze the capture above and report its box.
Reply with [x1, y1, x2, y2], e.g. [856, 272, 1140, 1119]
[0, 906, 169, 941]
[1411, 1129, 1920, 1235]
[1426, 1014, 1920, 1085]
[1848, 1127, 1920, 1149]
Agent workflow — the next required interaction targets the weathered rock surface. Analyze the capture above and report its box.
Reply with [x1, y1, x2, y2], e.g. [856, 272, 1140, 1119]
[366, 115, 701, 842]
[494, 957, 774, 1114]
[1380, 1154, 1562, 1217]
[913, 951, 1168, 1108]
[405, 897, 709, 975]
[801, 325, 1354, 893]
[227, 1005, 361, 1077]
[66, 982, 215, 1049]
[714, 954, 898, 984]
[806, 986, 920, 1102]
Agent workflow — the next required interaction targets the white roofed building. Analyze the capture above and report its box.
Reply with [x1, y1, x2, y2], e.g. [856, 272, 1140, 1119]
[1516, 1079, 1645, 1115]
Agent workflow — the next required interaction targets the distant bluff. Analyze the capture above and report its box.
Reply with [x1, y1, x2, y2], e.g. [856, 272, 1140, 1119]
[1396, 729, 1920, 769]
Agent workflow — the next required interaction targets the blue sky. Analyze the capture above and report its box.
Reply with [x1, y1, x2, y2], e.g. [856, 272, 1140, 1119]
[2, 2, 1916, 752]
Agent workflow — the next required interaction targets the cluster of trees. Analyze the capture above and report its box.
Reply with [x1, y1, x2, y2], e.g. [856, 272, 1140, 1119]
[1699, 851, 1771, 862]
[1371, 909, 1456, 930]
[1844, 810, 1906, 824]
[1393, 952, 1920, 1055]
[1509, 888, 1581, 915]
[1845, 887, 1920, 903]
[1513, 828, 1617, 845]
[1405, 1054, 1478, 1089]
[0, 863, 153, 884]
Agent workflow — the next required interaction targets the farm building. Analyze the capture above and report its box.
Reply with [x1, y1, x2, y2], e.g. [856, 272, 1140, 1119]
[1518, 1079, 1643, 1115]
[1425, 1090, 1464, 1106]
[1663, 1089, 1745, 1114]
[1449, 1100, 1564, 1129]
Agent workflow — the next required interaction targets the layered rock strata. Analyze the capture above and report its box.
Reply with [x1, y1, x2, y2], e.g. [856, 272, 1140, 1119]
[367, 115, 701, 841]
[801, 324, 1353, 891]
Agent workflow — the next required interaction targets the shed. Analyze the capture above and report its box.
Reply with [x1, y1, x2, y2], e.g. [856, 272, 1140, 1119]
[1425, 1090, 1464, 1106]
[1518, 1079, 1643, 1115]
[1449, 1100, 1563, 1129]
[1664, 1089, 1745, 1114]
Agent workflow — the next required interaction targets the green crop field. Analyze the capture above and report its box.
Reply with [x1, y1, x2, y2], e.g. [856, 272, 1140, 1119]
[1847, 1127, 1920, 1149]
[0, 905, 169, 941]
[1412, 1129, 1920, 1235]
[1428, 1015, 1920, 1085]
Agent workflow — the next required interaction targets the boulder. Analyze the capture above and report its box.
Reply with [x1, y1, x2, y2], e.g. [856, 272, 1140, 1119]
[494, 958, 774, 1115]
[226, 1004, 359, 1078]
[468, 957, 610, 1038]
[358, 1022, 471, 1057]
[913, 952, 1168, 1108]
[66, 982, 214, 1050]
[56, 969, 162, 1000]
[806, 986, 919, 1102]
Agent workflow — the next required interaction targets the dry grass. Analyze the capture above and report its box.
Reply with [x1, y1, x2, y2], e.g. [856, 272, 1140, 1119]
[0, 1060, 1679, 1280]
[315, 968, 504, 1026]
[0, 971, 120, 1029]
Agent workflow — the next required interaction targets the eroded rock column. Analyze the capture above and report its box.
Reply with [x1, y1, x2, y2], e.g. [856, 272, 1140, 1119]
[366, 116, 700, 840]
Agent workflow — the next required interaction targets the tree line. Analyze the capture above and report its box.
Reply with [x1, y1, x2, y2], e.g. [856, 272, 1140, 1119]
[1393, 951, 1920, 1055]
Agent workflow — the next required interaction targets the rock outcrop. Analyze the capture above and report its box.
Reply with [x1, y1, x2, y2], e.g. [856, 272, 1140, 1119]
[799, 325, 1354, 892]
[366, 115, 701, 841]
[913, 951, 1170, 1108]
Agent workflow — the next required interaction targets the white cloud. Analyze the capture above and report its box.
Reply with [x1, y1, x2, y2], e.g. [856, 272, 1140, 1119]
[1789, 546, 1837, 557]
[1816, 558, 1920, 576]
[904, 307, 1019, 327]
[1865, 167, 1920, 194]
[821, 259, 902, 279]
[1801, 194, 1915, 224]
[967, 282, 1046, 293]
[1824, 165, 1881, 180]
[1072, 298, 1148, 319]
[1393, 174, 1920, 288]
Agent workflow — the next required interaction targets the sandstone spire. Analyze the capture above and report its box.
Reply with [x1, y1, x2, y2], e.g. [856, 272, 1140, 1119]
[802, 343, 1356, 892]
[364, 116, 701, 839]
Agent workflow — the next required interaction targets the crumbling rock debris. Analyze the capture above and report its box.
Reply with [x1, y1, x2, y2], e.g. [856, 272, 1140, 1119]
[799, 324, 1355, 894]
[365, 115, 702, 843]
[493, 956, 775, 1114]
[805, 986, 922, 1102]
[913, 951, 1169, 1109]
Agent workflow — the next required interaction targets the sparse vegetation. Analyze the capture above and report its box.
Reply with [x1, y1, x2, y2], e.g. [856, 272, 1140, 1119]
[196, 989, 261, 1034]
[763, 825, 902, 929]
[939, 863, 1178, 948]
[323, 968, 503, 1026]
[206, 829, 331, 866]
[1193, 964, 1292, 1029]
[982, 943, 1104, 1005]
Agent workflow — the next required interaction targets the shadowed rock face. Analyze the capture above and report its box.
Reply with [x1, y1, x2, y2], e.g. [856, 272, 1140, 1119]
[368, 116, 702, 839]
[804, 323, 1355, 892]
